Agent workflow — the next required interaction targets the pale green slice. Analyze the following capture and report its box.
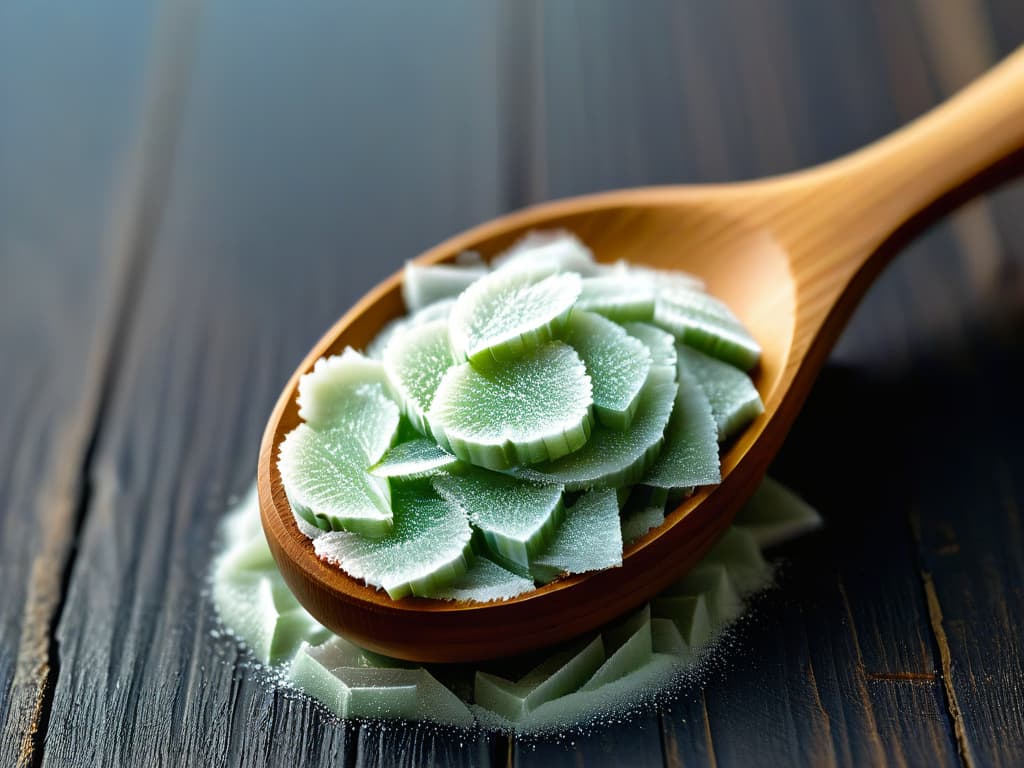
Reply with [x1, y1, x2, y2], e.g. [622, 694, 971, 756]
[704, 527, 772, 595]
[601, 603, 652, 653]
[678, 345, 764, 442]
[621, 321, 677, 368]
[382, 319, 457, 436]
[603, 260, 705, 292]
[410, 297, 456, 324]
[734, 476, 823, 548]
[402, 261, 488, 312]
[473, 635, 605, 722]
[530, 490, 623, 583]
[433, 468, 564, 568]
[643, 360, 721, 489]
[621, 505, 665, 545]
[518, 365, 677, 491]
[662, 563, 743, 628]
[575, 275, 656, 322]
[651, 617, 691, 660]
[371, 438, 459, 480]
[651, 592, 713, 648]
[491, 230, 601, 276]
[428, 342, 593, 470]
[654, 286, 761, 370]
[582, 613, 652, 691]
[366, 317, 409, 360]
[297, 348, 396, 440]
[279, 424, 394, 538]
[448, 264, 582, 365]
[420, 556, 535, 603]
[563, 310, 652, 429]
[312, 482, 473, 599]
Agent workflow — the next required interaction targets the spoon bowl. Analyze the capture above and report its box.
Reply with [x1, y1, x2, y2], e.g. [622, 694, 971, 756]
[259, 47, 1024, 662]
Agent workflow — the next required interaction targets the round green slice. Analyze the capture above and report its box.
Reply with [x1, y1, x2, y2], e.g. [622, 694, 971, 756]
[517, 365, 677, 491]
[432, 467, 564, 568]
[654, 287, 761, 370]
[576, 275, 656, 322]
[382, 319, 457, 436]
[428, 341, 594, 470]
[491, 231, 601, 276]
[448, 264, 582, 366]
[279, 423, 394, 538]
[312, 482, 473, 599]
[564, 310, 651, 429]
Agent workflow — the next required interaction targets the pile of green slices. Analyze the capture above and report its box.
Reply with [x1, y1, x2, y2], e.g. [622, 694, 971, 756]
[279, 232, 767, 601]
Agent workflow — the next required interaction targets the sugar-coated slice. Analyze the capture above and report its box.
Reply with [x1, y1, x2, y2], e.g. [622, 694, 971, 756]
[575, 274, 656, 322]
[402, 261, 488, 312]
[678, 344, 764, 441]
[419, 556, 536, 603]
[491, 230, 601, 276]
[651, 592, 713, 648]
[650, 617, 691, 660]
[371, 437, 459, 480]
[604, 260, 705, 292]
[433, 468, 564, 568]
[313, 481, 473, 599]
[428, 341, 594, 470]
[382, 318, 457, 437]
[703, 527, 772, 595]
[621, 505, 665, 545]
[530, 489, 623, 583]
[563, 310, 652, 429]
[280, 424, 394, 538]
[518, 365, 677, 491]
[582, 612, 652, 691]
[643, 360, 721, 489]
[297, 348, 395, 439]
[654, 286, 761, 370]
[662, 563, 743, 629]
[621, 321, 677, 368]
[448, 263, 582, 365]
[734, 476, 823, 548]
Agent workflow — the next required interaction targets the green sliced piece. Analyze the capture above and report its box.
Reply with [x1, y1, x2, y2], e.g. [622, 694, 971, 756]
[297, 348, 396, 440]
[734, 476, 823, 548]
[313, 482, 473, 599]
[603, 260, 705, 292]
[365, 317, 409, 360]
[491, 231, 601, 276]
[651, 617, 691, 660]
[410, 297, 456, 324]
[402, 261, 488, 312]
[654, 286, 761, 370]
[678, 345, 764, 442]
[621, 321, 677, 368]
[428, 342, 593, 470]
[643, 360, 721, 489]
[371, 437, 459, 481]
[563, 310, 652, 429]
[518, 365, 677, 491]
[704, 527, 772, 595]
[582, 614, 652, 691]
[473, 635, 605, 722]
[420, 556, 535, 603]
[602, 603, 651, 653]
[382, 319, 457, 436]
[279, 424, 394, 538]
[621, 505, 664, 545]
[448, 263, 582, 365]
[288, 643, 352, 717]
[530, 490, 623, 583]
[663, 563, 743, 628]
[652, 592, 713, 648]
[575, 275, 656, 321]
[304, 635, 371, 670]
[433, 468, 564, 568]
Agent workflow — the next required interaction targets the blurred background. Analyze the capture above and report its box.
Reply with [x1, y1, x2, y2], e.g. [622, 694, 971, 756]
[1, 2, 1023, 765]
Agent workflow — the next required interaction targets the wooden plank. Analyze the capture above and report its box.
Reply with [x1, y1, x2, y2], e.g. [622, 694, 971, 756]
[0, 2, 161, 764]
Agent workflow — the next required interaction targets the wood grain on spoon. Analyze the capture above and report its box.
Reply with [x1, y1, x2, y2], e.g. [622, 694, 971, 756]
[259, 46, 1024, 662]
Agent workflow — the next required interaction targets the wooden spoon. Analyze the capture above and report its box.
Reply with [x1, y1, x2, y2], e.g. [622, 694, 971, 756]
[259, 47, 1024, 663]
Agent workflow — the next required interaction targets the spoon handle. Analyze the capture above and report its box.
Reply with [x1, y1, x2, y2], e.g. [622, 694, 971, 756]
[783, 44, 1024, 278]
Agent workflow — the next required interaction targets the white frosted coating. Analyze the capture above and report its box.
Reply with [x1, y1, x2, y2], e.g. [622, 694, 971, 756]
[679, 345, 764, 441]
[313, 482, 472, 599]
[604, 260, 705, 292]
[428, 342, 594, 470]
[621, 321, 677, 368]
[735, 476, 823, 548]
[371, 438, 459, 480]
[530, 489, 623, 579]
[491, 230, 601, 276]
[402, 261, 488, 312]
[564, 310, 652, 429]
[382, 319, 457, 436]
[519, 366, 677, 490]
[279, 424, 394, 537]
[433, 468, 564, 567]
[621, 505, 665, 545]
[297, 348, 395, 434]
[421, 556, 536, 603]
[643, 361, 721, 489]
[654, 286, 762, 370]
[575, 274, 656, 321]
[448, 263, 582, 364]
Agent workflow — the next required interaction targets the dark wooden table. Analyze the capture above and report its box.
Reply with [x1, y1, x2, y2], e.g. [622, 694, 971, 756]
[2, 2, 1023, 766]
